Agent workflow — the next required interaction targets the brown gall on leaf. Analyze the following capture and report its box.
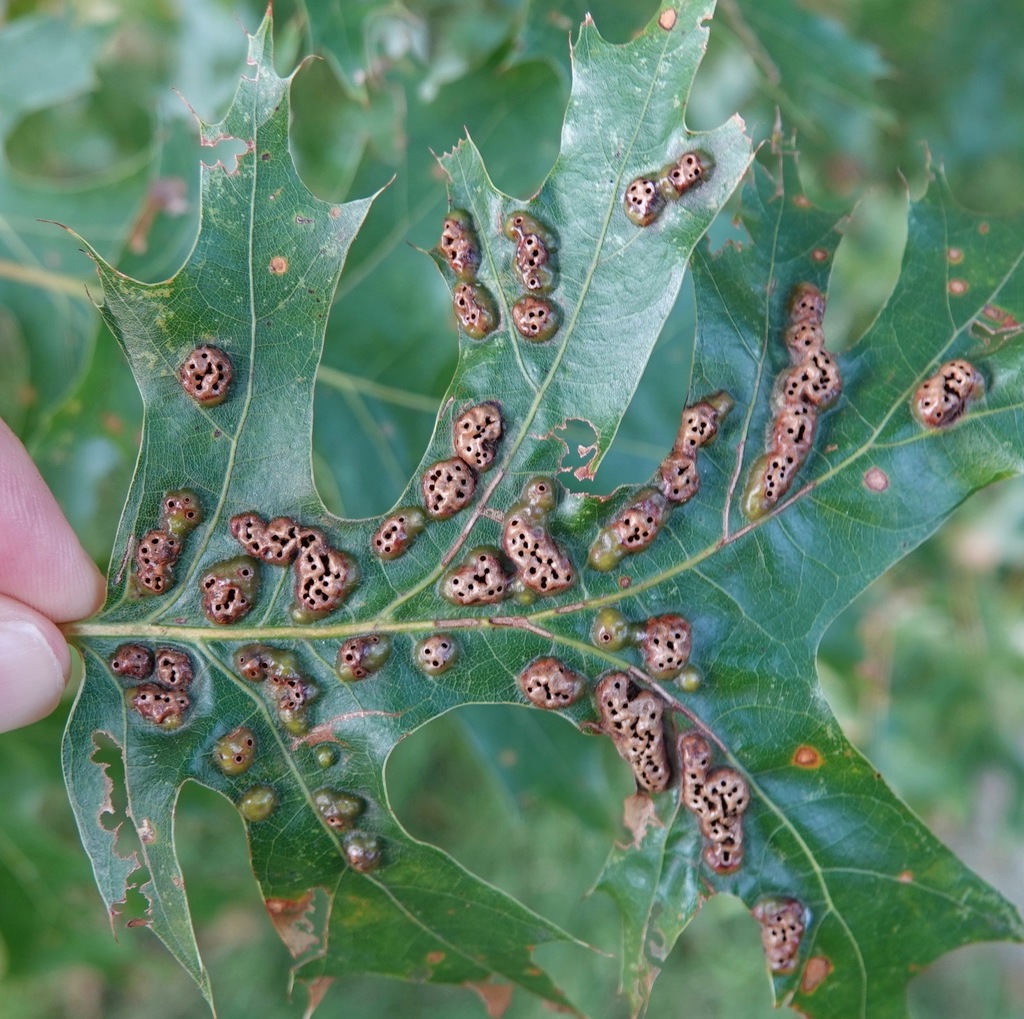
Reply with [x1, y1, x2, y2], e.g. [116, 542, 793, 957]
[912, 358, 984, 428]
[268, 255, 288, 275]
[422, 457, 477, 520]
[753, 898, 807, 974]
[505, 210, 557, 294]
[679, 731, 750, 874]
[110, 643, 153, 679]
[518, 657, 586, 709]
[511, 295, 560, 343]
[415, 634, 459, 676]
[335, 634, 392, 681]
[371, 507, 426, 559]
[213, 727, 257, 776]
[127, 684, 190, 729]
[133, 528, 181, 596]
[657, 393, 731, 504]
[154, 648, 193, 690]
[179, 344, 233, 406]
[596, 672, 671, 793]
[442, 547, 511, 606]
[230, 511, 323, 564]
[292, 542, 359, 623]
[744, 283, 842, 520]
[658, 151, 707, 199]
[343, 831, 382, 873]
[588, 487, 670, 571]
[658, 7, 677, 30]
[452, 281, 498, 339]
[639, 614, 692, 680]
[438, 209, 480, 280]
[501, 477, 575, 597]
[453, 402, 504, 472]
[200, 556, 260, 624]
[623, 176, 665, 227]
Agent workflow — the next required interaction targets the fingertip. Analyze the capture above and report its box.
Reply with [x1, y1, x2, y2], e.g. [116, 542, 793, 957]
[0, 602, 71, 734]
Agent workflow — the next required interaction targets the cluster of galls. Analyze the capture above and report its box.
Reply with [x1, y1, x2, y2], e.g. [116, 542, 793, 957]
[744, 283, 842, 519]
[679, 732, 750, 874]
[439, 210, 497, 339]
[226, 512, 358, 623]
[591, 608, 697, 685]
[373, 402, 505, 562]
[110, 643, 193, 729]
[912, 358, 983, 427]
[312, 789, 382, 873]
[234, 644, 320, 735]
[500, 476, 575, 600]
[179, 344, 233, 406]
[752, 897, 807, 974]
[504, 211, 560, 343]
[596, 673, 671, 792]
[623, 151, 707, 227]
[589, 393, 731, 571]
[133, 489, 203, 596]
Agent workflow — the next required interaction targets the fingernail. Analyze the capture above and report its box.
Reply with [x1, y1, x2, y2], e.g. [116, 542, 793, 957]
[0, 621, 67, 733]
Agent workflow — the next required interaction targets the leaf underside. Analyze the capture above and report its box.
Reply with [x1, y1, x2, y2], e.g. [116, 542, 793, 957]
[61, 3, 1023, 1018]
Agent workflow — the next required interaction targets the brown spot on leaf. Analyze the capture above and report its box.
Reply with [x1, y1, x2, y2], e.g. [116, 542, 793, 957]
[947, 247, 964, 264]
[793, 195, 812, 208]
[800, 955, 833, 994]
[811, 247, 829, 262]
[792, 745, 823, 768]
[138, 818, 156, 844]
[863, 467, 889, 492]
[978, 222, 989, 235]
[622, 792, 663, 849]
[269, 255, 288, 275]
[467, 980, 514, 1018]
[265, 891, 320, 957]
[426, 951, 446, 965]
[898, 870, 913, 883]
[658, 8, 677, 29]
[618, 576, 631, 589]
[948, 278, 969, 296]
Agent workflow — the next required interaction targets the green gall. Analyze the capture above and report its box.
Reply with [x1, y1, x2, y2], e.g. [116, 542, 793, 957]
[503, 210, 549, 243]
[591, 608, 633, 651]
[277, 705, 309, 736]
[314, 788, 365, 830]
[336, 634, 392, 681]
[676, 665, 703, 692]
[511, 295, 560, 342]
[523, 476, 557, 516]
[214, 726, 257, 775]
[238, 785, 278, 822]
[343, 831, 382, 873]
[314, 744, 340, 768]
[372, 507, 426, 559]
[588, 528, 625, 571]
[161, 488, 203, 538]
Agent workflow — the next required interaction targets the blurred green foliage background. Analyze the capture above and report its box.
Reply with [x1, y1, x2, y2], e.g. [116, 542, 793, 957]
[0, 0, 1022, 1015]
